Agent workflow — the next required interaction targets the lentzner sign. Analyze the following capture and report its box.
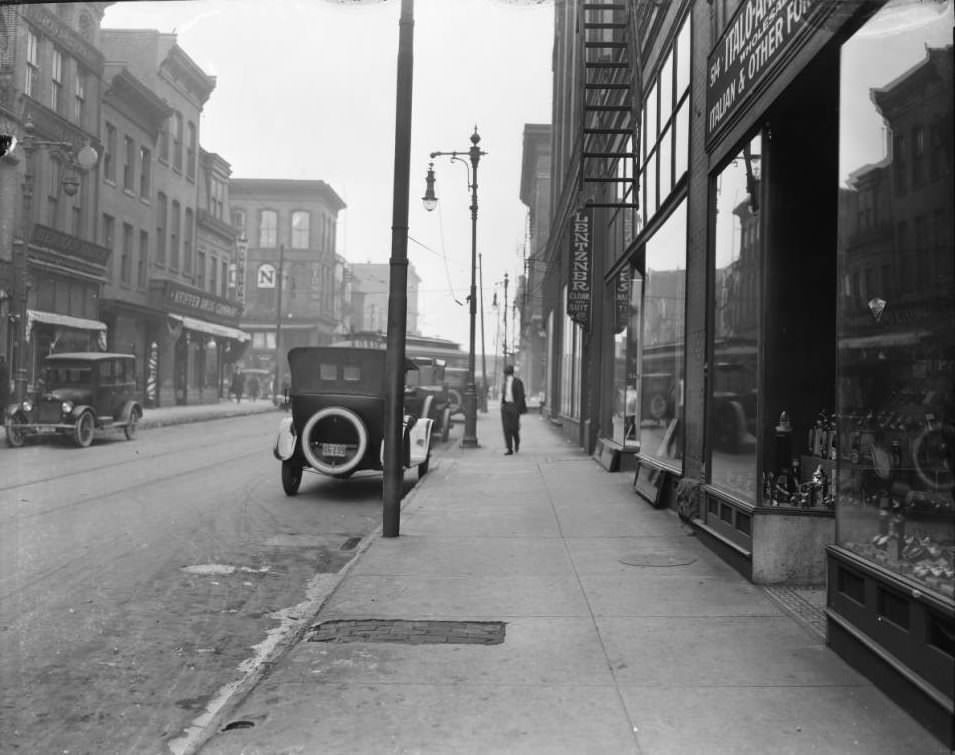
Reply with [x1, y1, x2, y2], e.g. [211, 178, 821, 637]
[706, 0, 830, 145]
[567, 208, 592, 328]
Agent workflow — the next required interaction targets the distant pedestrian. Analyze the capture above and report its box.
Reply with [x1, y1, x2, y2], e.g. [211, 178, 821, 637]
[230, 366, 244, 403]
[248, 374, 260, 401]
[500, 364, 526, 455]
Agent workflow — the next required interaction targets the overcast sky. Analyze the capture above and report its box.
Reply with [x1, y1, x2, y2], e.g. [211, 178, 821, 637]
[102, 0, 555, 350]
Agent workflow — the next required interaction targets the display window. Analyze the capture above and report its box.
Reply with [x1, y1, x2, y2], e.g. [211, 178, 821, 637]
[709, 136, 761, 503]
[639, 200, 686, 470]
[834, 0, 953, 599]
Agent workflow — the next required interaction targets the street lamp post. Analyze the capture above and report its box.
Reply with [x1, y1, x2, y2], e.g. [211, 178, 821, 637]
[502, 271, 509, 366]
[422, 127, 486, 448]
[8, 115, 98, 401]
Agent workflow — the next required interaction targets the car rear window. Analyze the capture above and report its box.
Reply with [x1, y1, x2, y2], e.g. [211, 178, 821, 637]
[343, 366, 361, 382]
[319, 364, 337, 381]
[46, 367, 93, 385]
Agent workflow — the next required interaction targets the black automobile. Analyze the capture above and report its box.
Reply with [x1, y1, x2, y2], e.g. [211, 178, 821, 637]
[273, 347, 434, 495]
[4, 352, 143, 448]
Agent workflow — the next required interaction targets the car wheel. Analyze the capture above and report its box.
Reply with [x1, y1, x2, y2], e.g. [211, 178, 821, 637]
[124, 407, 142, 440]
[5, 412, 27, 448]
[440, 407, 451, 442]
[73, 411, 95, 448]
[417, 453, 430, 479]
[281, 460, 303, 496]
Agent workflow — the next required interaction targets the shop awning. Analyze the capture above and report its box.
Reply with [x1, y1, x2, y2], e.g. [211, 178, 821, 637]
[26, 309, 108, 343]
[169, 314, 250, 342]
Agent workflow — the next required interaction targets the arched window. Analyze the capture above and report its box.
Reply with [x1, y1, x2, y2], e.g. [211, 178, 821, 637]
[291, 210, 310, 248]
[259, 209, 277, 247]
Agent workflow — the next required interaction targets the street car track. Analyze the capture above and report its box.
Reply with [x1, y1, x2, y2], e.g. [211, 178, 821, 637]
[0, 419, 268, 494]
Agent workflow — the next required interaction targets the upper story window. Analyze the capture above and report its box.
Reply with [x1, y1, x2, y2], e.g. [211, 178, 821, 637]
[170, 200, 181, 269]
[140, 147, 151, 198]
[186, 122, 196, 180]
[291, 210, 310, 249]
[231, 208, 246, 235]
[183, 208, 194, 274]
[123, 136, 135, 192]
[159, 117, 170, 162]
[25, 29, 39, 98]
[639, 14, 691, 227]
[210, 178, 225, 219]
[51, 48, 64, 114]
[156, 192, 167, 265]
[73, 65, 86, 123]
[259, 209, 278, 247]
[104, 122, 116, 183]
[173, 112, 184, 171]
[911, 125, 925, 188]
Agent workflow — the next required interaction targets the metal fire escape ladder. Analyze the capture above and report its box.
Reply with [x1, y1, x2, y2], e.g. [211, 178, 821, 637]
[579, 1, 637, 209]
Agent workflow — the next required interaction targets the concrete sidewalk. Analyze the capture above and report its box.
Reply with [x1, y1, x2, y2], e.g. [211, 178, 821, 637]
[140, 397, 279, 429]
[198, 408, 947, 755]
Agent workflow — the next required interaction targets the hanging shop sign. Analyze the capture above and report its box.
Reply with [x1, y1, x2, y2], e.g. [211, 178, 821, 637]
[614, 269, 631, 334]
[235, 237, 248, 305]
[567, 207, 592, 328]
[706, 0, 833, 146]
[256, 263, 276, 289]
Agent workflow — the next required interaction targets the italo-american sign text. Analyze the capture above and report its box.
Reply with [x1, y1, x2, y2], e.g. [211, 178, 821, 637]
[567, 208, 592, 327]
[706, 0, 829, 144]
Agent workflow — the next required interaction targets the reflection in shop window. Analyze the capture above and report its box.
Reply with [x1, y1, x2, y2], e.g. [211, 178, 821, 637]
[639, 200, 686, 471]
[835, 0, 953, 596]
[612, 269, 642, 447]
[710, 135, 761, 503]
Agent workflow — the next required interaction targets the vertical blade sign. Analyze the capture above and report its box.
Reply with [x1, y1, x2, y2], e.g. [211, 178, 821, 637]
[568, 208, 592, 328]
[614, 268, 631, 334]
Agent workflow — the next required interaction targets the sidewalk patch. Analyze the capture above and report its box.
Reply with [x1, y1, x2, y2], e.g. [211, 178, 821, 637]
[308, 619, 505, 645]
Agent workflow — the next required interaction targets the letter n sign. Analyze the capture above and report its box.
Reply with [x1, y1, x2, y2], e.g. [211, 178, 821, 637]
[567, 208, 592, 328]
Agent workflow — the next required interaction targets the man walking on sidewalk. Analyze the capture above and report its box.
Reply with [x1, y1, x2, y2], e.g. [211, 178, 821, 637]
[500, 364, 526, 455]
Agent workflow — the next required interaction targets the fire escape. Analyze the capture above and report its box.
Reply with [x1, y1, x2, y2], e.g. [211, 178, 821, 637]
[579, 1, 638, 210]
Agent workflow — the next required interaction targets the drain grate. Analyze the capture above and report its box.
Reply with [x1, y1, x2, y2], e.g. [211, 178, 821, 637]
[619, 553, 697, 567]
[309, 619, 505, 645]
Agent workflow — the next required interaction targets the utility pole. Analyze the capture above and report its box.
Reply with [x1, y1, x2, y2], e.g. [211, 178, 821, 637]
[382, 0, 414, 537]
[274, 243, 285, 398]
[502, 272, 509, 366]
[478, 253, 487, 412]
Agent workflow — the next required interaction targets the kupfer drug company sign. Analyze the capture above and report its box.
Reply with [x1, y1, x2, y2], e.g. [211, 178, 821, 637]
[706, 0, 832, 146]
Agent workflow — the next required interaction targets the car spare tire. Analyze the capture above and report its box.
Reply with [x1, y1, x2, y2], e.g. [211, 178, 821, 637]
[301, 406, 369, 476]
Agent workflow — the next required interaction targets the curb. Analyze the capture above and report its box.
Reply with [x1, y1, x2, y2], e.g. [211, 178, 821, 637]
[140, 406, 280, 431]
[173, 455, 444, 755]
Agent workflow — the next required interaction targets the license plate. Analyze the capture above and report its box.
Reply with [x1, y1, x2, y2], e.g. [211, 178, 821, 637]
[321, 443, 348, 458]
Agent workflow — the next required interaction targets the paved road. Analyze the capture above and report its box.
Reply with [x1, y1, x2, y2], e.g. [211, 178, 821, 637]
[0, 413, 416, 754]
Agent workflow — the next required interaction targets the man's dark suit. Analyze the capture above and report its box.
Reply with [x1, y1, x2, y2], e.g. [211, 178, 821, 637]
[500, 373, 526, 453]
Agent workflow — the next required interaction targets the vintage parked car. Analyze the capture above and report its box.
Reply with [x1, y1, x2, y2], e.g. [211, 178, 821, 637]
[444, 366, 468, 419]
[272, 347, 434, 495]
[4, 352, 143, 448]
[407, 356, 453, 442]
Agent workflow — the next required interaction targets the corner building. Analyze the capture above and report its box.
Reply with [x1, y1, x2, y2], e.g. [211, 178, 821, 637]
[229, 179, 346, 386]
[543, 0, 953, 744]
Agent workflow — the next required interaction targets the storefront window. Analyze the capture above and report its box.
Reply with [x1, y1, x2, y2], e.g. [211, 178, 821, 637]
[710, 136, 761, 503]
[639, 200, 686, 470]
[835, 0, 953, 599]
[612, 269, 642, 447]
